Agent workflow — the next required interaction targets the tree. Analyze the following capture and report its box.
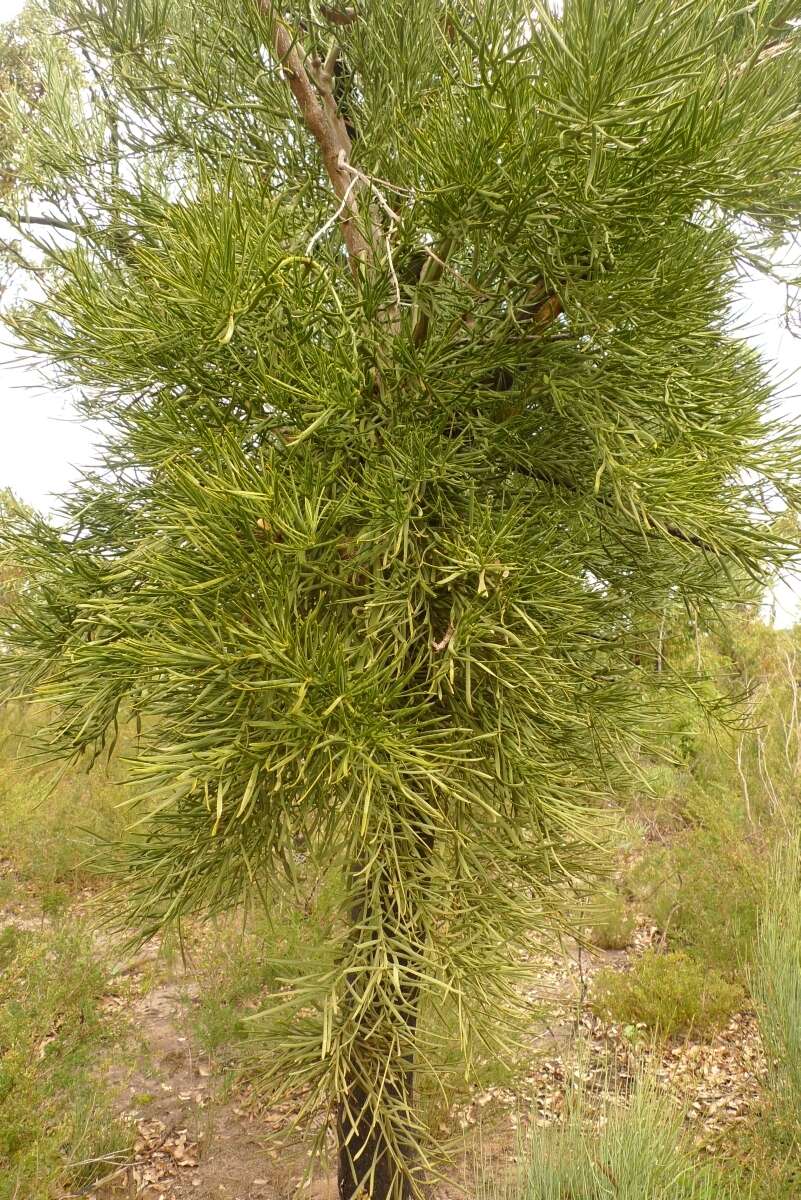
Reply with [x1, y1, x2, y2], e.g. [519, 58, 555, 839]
[0, 9, 40, 196]
[1, 1, 801, 1196]
[0, 6, 45, 288]
[0, 490, 29, 609]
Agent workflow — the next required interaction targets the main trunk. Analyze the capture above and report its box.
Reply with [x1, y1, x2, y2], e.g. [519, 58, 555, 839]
[336, 830, 433, 1200]
[336, 1057, 418, 1200]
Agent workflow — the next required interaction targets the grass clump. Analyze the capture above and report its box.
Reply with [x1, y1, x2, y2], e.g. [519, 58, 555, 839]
[750, 833, 801, 1135]
[713, 900, 801, 1200]
[591, 949, 743, 1037]
[0, 921, 131, 1198]
[481, 1068, 733, 1200]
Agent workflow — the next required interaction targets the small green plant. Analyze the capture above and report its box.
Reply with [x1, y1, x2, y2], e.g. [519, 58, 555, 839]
[40, 884, 71, 920]
[584, 888, 635, 951]
[0, 926, 19, 971]
[591, 950, 743, 1037]
[475, 1066, 734, 1200]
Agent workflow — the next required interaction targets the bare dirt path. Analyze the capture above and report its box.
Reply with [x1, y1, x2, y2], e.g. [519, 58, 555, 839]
[0, 865, 324, 1200]
[95, 948, 333, 1200]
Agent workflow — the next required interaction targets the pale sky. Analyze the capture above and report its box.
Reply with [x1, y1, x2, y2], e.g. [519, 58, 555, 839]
[2, 0, 801, 624]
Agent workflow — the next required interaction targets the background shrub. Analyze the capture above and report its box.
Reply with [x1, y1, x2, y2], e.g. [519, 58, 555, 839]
[584, 887, 636, 951]
[591, 950, 744, 1037]
[750, 834, 801, 1135]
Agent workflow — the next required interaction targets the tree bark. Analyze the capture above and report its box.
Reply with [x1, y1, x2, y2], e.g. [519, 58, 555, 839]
[337, 831, 433, 1200]
[337, 1068, 416, 1200]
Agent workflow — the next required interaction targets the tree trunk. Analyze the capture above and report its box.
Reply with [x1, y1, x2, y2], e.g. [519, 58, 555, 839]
[337, 831, 432, 1200]
[336, 1066, 417, 1200]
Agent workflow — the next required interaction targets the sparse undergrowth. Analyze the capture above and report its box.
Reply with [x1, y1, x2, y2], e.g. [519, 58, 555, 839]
[583, 886, 635, 951]
[628, 807, 763, 978]
[0, 920, 132, 1199]
[478, 1068, 735, 1200]
[2, 614, 801, 1196]
[0, 702, 126, 896]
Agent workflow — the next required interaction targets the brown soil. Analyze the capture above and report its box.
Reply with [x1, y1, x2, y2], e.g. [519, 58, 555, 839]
[96, 951, 338, 1200]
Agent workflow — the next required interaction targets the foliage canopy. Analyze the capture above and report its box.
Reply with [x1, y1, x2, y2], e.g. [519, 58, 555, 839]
[2, 0, 801, 1194]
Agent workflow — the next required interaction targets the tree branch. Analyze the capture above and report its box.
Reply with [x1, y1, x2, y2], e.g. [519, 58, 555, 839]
[0, 237, 44, 276]
[411, 238, 454, 347]
[0, 207, 80, 234]
[514, 462, 716, 554]
[736, 0, 799, 75]
[320, 4, 358, 26]
[268, 13, 371, 266]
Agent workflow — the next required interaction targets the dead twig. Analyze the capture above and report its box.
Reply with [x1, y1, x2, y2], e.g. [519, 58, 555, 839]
[305, 174, 359, 256]
[320, 4, 358, 26]
[432, 623, 455, 652]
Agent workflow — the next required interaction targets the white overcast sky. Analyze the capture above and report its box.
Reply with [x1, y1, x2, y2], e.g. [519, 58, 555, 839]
[2, 0, 801, 624]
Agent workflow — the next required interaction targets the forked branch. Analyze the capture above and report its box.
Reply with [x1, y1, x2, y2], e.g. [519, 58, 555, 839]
[267, 11, 370, 265]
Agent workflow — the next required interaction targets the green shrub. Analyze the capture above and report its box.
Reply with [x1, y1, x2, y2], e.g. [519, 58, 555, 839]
[478, 1066, 734, 1200]
[591, 950, 744, 1037]
[630, 822, 761, 977]
[584, 887, 635, 951]
[633, 762, 695, 831]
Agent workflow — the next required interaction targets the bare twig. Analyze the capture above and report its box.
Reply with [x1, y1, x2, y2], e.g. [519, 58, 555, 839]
[338, 154, 401, 323]
[305, 174, 359, 255]
[339, 156, 402, 225]
[0, 238, 44, 276]
[0, 207, 80, 234]
[782, 649, 799, 772]
[658, 891, 681, 949]
[574, 943, 588, 1032]
[736, 729, 753, 824]
[320, 4, 358, 26]
[756, 723, 781, 817]
[737, 0, 799, 75]
[385, 232, 401, 309]
[432, 622, 455, 652]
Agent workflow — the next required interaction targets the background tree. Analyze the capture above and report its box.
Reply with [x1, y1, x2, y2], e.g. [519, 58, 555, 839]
[0, 489, 29, 610]
[0, 6, 45, 289]
[1, 2, 801, 1196]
